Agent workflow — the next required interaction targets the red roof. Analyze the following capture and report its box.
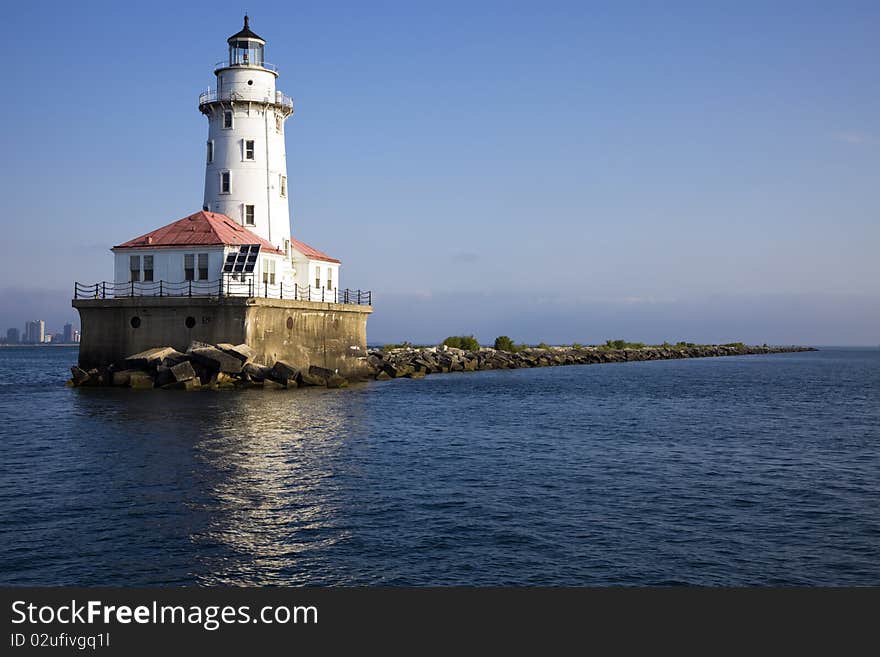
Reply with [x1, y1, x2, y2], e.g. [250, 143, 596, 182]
[113, 211, 284, 254]
[289, 237, 340, 263]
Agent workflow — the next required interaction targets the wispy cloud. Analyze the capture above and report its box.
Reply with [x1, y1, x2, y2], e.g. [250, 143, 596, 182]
[835, 131, 877, 145]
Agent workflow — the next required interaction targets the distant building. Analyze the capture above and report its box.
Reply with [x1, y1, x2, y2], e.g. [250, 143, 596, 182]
[63, 323, 73, 343]
[6, 328, 19, 344]
[24, 320, 45, 344]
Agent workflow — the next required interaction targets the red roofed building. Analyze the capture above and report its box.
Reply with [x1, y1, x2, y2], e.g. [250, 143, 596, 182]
[111, 210, 341, 300]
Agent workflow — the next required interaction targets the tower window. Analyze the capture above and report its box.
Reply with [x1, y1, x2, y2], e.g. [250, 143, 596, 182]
[223, 110, 233, 129]
[244, 204, 255, 225]
[244, 140, 255, 160]
[280, 175, 287, 197]
[276, 115, 283, 133]
[184, 254, 194, 281]
[143, 255, 154, 282]
[220, 171, 230, 194]
[198, 253, 209, 280]
[206, 140, 214, 164]
[129, 255, 141, 283]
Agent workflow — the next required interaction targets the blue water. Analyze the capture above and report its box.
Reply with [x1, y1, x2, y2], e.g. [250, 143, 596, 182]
[0, 346, 878, 586]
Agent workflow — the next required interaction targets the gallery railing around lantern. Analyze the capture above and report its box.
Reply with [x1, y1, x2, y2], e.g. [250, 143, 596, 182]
[73, 279, 372, 306]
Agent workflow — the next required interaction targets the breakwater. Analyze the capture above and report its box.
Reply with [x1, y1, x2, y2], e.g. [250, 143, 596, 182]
[368, 344, 817, 380]
[66, 341, 816, 390]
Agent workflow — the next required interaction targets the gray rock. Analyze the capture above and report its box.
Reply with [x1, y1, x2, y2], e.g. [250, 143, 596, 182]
[309, 365, 335, 380]
[217, 343, 255, 363]
[243, 362, 271, 382]
[124, 346, 179, 370]
[271, 360, 300, 381]
[70, 366, 91, 386]
[170, 361, 197, 383]
[129, 372, 155, 389]
[326, 374, 349, 388]
[111, 369, 140, 386]
[189, 347, 244, 374]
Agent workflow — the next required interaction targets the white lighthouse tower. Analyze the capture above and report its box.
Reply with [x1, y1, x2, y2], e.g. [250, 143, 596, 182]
[199, 16, 293, 253]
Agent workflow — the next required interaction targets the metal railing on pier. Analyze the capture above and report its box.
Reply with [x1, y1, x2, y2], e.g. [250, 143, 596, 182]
[74, 279, 372, 306]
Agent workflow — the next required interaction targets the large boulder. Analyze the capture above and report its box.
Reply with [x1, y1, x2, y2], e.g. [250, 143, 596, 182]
[309, 365, 335, 380]
[129, 372, 155, 389]
[300, 365, 334, 386]
[160, 350, 189, 368]
[124, 347, 179, 370]
[326, 374, 349, 389]
[217, 343, 255, 363]
[271, 360, 299, 380]
[243, 362, 271, 382]
[70, 366, 91, 386]
[111, 369, 140, 386]
[188, 346, 244, 374]
[170, 361, 197, 383]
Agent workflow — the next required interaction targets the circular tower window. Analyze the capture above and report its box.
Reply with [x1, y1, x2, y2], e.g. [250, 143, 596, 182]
[185, 316, 196, 329]
[286, 317, 294, 330]
[247, 79, 254, 86]
[130, 316, 141, 328]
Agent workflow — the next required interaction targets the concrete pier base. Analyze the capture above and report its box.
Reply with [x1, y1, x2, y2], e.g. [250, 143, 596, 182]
[72, 296, 373, 380]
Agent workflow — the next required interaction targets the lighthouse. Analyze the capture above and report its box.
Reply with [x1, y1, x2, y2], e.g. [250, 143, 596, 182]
[103, 16, 341, 298]
[73, 15, 371, 380]
[199, 16, 293, 253]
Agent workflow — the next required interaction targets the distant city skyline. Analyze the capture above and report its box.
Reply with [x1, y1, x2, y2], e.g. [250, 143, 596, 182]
[2, 319, 79, 345]
[1, 2, 878, 345]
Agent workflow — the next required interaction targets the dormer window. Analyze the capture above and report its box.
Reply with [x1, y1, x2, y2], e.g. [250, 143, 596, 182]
[223, 110, 233, 129]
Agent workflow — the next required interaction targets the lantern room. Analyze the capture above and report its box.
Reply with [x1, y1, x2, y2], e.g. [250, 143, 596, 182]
[227, 15, 265, 67]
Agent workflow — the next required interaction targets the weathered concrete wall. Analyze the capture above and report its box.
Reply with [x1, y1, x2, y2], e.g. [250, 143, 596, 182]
[244, 299, 371, 379]
[72, 297, 372, 379]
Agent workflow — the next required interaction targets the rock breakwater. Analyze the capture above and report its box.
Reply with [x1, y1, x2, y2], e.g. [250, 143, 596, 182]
[367, 344, 817, 380]
[67, 341, 816, 390]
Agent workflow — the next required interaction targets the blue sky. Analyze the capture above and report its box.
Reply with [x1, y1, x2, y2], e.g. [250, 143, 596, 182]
[1, 1, 878, 343]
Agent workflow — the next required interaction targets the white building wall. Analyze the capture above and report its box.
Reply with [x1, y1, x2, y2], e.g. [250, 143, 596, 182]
[290, 253, 341, 301]
[113, 248, 226, 286]
[112, 247, 294, 297]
